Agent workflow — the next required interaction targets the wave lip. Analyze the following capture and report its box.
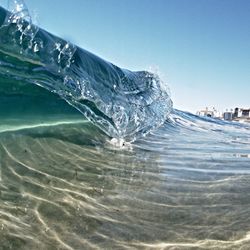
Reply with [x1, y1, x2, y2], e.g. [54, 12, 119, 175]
[0, 4, 172, 140]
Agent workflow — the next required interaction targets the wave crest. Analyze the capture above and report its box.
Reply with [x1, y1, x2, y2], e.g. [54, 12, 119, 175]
[0, 4, 172, 140]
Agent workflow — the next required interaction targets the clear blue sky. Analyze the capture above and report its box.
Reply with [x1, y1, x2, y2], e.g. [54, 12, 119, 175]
[2, 0, 250, 112]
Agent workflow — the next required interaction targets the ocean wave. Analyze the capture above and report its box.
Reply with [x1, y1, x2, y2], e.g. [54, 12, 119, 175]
[1, 2, 250, 249]
[0, 4, 172, 141]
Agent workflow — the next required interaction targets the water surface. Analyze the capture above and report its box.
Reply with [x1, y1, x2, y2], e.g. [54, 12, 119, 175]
[1, 3, 250, 250]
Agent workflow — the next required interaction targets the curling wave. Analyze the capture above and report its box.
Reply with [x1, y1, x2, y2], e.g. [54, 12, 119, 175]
[0, 4, 172, 140]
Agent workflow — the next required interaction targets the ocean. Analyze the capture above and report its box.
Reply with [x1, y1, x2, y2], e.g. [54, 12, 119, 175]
[1, 3, 250, 250]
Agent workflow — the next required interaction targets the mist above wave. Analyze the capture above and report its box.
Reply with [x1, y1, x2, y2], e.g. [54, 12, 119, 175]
[0, 1, 172, 141]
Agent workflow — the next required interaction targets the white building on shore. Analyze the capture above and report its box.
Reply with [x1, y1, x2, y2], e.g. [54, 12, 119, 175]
[196, 107, 250, 123]
[196, 107, 222, 118]
[233, 108, 250, 122]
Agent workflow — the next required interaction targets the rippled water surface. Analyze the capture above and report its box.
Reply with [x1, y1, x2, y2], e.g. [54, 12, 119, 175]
[1, 104, 250, 249]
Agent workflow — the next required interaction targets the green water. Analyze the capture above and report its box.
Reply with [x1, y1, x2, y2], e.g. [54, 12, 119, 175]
[1, 81, 250, 249]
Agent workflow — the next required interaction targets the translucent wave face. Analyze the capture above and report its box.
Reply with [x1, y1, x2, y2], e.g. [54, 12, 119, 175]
[0, 2, 173, 141]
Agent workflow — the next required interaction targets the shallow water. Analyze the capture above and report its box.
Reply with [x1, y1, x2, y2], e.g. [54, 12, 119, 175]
[1, 88, 250, 249]
[1, 3, 250, 250]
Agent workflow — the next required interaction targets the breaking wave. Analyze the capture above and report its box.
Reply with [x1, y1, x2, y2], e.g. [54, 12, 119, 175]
[0, 4, 172, 141]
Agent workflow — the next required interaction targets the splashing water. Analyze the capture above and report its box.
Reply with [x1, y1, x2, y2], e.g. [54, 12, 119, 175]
[0, 3, 172, 141]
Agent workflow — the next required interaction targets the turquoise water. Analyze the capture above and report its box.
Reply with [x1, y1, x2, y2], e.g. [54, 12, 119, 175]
[1, 3, 250, 250]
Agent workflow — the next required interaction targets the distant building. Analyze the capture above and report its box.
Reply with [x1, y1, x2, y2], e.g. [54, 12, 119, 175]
[223, 111, 233, 121]
[233, 108, 250, 122]
[196, 107, 250, 122]
[196, 107, 221, 118]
